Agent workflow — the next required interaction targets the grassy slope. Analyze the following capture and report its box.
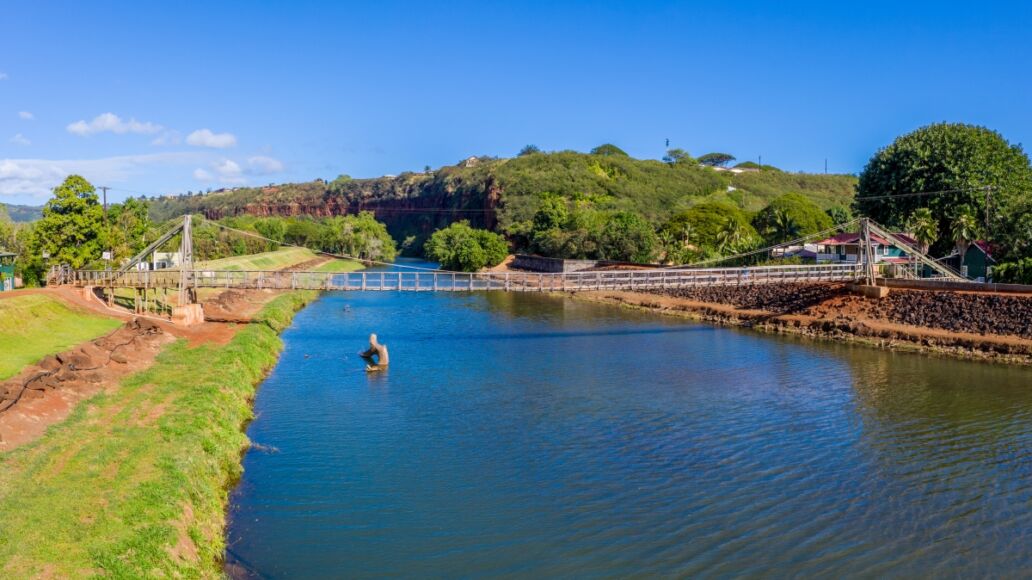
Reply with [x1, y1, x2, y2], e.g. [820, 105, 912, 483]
[311, 258, 364, 273]
[0, 295, 121, 380]
[0, 291, 316, 577]
[194, 247, 316, 271]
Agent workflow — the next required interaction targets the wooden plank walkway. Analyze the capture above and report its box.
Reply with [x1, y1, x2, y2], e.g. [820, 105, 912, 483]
[55, 263, 863, 292]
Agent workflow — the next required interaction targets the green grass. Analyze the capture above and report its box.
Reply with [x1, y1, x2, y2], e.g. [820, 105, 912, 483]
[0, 291, 317, 577]
[194, 247, 317, 271]
[310, 258, 363, 273]
[0, 295, 121, 380]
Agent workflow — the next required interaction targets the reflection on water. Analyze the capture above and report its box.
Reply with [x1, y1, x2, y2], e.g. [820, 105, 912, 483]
[226, 277, 1032, 578]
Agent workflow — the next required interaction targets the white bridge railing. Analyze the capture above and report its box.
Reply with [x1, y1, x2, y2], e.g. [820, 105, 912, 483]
[55, 263, 863, 292]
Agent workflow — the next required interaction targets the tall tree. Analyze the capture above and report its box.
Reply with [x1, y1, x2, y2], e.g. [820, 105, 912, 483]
[855, 123, 1032, 258]
[34, 175, 104, 269]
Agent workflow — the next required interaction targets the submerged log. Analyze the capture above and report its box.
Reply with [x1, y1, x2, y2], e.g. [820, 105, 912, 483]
[360, 333, 389, 370]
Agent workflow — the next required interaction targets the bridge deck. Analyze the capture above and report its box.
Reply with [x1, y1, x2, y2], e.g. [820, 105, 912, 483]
[55, 263, 863, 292]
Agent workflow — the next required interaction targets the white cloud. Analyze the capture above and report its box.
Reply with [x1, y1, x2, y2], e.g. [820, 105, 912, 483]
[66, 112, 163, 136]
[186, 128, 237, 149]
[9, 133, 30, 146]
[0, 152, 205, 198]
[18, 111, 33, 120]
[247, 156, 284, 174]
[193, 158, 246, 184]
[151, 130, 182, 146]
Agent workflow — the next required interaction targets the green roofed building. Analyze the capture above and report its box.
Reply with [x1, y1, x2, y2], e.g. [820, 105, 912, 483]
[0, 252, 16, 292]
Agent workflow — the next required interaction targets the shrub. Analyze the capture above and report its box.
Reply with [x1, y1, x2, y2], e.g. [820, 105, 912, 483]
[424, 221, 509, 271]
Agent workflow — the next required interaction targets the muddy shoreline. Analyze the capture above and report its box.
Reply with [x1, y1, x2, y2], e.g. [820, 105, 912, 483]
[571, 285, 1032, 365]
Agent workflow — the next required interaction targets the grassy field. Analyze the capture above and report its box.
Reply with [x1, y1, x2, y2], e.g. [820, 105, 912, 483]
[194, 247, 317, 271]
[0, 291, 316, 577]
[311, 258, 364, 273]
[0, 294, 121, 380]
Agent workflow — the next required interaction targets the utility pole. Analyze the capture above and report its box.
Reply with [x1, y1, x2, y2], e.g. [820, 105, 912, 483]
[824, 158, 828, 174]
[100, 186, 110, 271]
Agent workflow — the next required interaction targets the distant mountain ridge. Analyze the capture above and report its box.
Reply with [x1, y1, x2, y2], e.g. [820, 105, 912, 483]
[147, 151, 857, 243]
[0, 203, 43, 223]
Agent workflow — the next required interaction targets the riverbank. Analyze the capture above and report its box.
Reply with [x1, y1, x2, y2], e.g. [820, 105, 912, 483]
[572, 284, 1032, 365]
[0, 291, 316, 577]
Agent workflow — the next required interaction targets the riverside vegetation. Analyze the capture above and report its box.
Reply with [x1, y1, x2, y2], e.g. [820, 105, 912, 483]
[4, 123, 1031, 278]
[0, 291, 315, 577]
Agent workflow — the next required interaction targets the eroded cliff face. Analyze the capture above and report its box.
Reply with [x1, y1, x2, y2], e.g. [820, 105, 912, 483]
[192, 168, 501, 243]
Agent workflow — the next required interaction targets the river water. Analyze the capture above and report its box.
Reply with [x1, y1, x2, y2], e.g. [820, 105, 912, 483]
[226, 261, 1032, 578]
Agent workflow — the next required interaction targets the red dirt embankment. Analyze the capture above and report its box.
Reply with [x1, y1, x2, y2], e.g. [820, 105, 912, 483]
[0, 286, 288, 450]
[573, 283, 1032, 364]
[0, 318, 173, 450]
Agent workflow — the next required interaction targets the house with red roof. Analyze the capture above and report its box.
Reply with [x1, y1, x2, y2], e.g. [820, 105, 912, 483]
[813, 231, 920, 266]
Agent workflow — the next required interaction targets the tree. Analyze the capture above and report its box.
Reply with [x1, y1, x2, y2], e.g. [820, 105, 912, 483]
[532, 195, 570, 232]
[518, 144, 541, 156]
[826, 205, 853, 227]
[715, 217, 755, 254]
[663, 201, 757, 253]
[319, 212, 398, 261]
[855, 123, 1032, 258]
[424, 221, 508, 271]
[770, 210, 802, 243]
[34, 175, 105, 269]
[598, 211, 658, 263]
[950, 205, 982, 271]
[105, 197, 152, 262]
[662, 148, 695, 166]
[698, 153, 736, 167]
[590, 144, 628, 157]
[752, 193, 833, 243]
[907, 207, 938, 254]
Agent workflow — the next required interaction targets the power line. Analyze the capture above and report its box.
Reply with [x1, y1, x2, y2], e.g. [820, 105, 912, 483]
[854, 185, 991, 202]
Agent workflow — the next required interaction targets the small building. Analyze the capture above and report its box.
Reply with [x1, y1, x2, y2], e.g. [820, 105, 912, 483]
[814, 232, 918, 264]
[945, 241, 997, 282]
[0, 251, 16, 292]
[152, 251, 181, 270]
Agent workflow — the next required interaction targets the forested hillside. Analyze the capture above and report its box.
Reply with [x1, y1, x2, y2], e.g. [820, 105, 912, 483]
[0, 203, 43, 223]
[147, 149, 857, 248]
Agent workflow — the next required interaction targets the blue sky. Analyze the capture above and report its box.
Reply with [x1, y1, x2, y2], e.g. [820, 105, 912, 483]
[1, 0, 1030, 205]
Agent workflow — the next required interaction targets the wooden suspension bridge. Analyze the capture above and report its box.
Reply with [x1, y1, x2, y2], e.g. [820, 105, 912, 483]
[46, 215, 968, 323]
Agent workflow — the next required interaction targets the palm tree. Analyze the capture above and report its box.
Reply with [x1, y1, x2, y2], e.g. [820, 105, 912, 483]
[771, 209, 801, 243]
[950, 206, 982, 273]
[716, 218, 752, 255]
[907, 207, 938, 254]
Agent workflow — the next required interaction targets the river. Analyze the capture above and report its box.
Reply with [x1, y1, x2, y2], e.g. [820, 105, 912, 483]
[226, 261, 1032, 578]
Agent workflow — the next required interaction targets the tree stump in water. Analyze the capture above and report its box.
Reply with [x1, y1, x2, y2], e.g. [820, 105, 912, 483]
[360, 333, 389, 371]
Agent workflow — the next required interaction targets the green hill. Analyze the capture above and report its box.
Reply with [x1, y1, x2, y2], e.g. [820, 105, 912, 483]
[148, 151, 856, 245]
[0, 203, 43, 223]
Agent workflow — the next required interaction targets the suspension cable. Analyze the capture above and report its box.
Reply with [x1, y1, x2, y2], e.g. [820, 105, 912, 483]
[667, 218, 862, 269]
